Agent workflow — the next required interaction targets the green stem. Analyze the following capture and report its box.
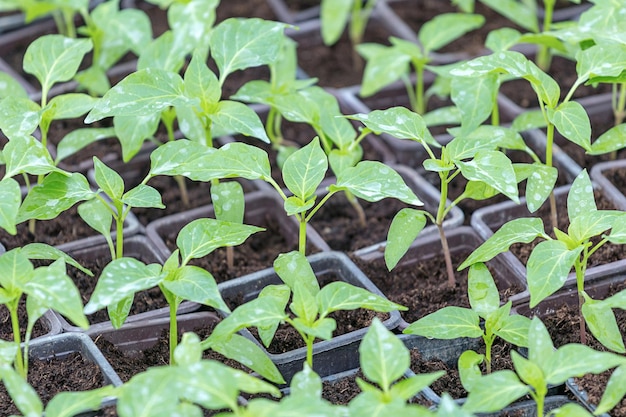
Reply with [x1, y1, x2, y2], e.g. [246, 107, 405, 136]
[415, 64, 425, 115]
[436, 172, 455, 287]
[169, 303, 178, 365]
[483, 334, 494, 374]
[175, 175, 189, 207]
[298, 215, 307, 255]
[545, 122, 558, 230]
[305, 335, 315, 368]
[491, 96, 500, 126]
[9, 301, 25, 378]
[115, 209, 125, 260]
[535, 2, 554, 71]
[345, 191, 366, 227]
[574, 257, 587, 345]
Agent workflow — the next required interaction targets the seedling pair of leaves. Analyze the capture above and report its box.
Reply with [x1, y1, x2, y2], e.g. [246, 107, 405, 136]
[210, 250, 406, 369]
[348, 106, 535, 287]
[357, 12, 484, 115]
[0, 245, 90, 378]
[404, 262, 531, 374]
[460, 169, 626, 349]
[460, 317, 626, 417]
[82, 215, 286, 383]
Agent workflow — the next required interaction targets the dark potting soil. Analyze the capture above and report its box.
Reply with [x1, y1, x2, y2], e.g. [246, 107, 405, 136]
[163, 208, 312, 283]
[293, 17, 392, 88]
[310, 192, 409, 252]
[352, 250, 524, 324]
[0, 299, 49, 340]
[0, 205, 111, 250]
[0, 352, 103, 417]
[604, 166, 626, 205]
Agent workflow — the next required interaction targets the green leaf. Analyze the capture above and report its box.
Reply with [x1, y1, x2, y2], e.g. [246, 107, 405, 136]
[0, 364, 43, 416]
[55, 127, 115, 164]
[209, 100, 270, 143]
[596, 365, 626, 415]
[567, 169, 596, 221]
[292, 316, 336, 341]
[550, 403, 594, 417]
[568, 210, 620, 243]
[26, 259, 88, 329]
[83, 257, 164, 315]
[458, 350, 484, 392]
[576, 41, 626, 83]
[462, 370, 529, 413]
[404, 306, 481, 339]
[320, 0, 351, 46]
[21, 243, 93, 276]
[273, 251, 320, 296]
[582, 295, 625, 353]
[419, 13, 485, 54]
[148, 139, 214, 178]
[455, 150, 519, 203]
[85, 68, 191, 122]
[77, 198, 113, 248]
[511, 350, 545, 390]
[0, 249, 33, 292]
[162, 265, 228, 312]
[384, 208, 427, 270]
[390, 372, 445, 402]
[451, 72, 498, 134]
[485, 27, 522, 52]
[458, 217, 546, 269]
[546, 343, 624, 385]
[478, 0, 537, 32]
[211, 181, 244, 224]
[168, 0, 218, 56]
[185, 142, 271, 182]
[117, 367, 184, 417]
[0, 178, 21, 235]
[522, 163, 558, 213]
[18, 172, 95, 222]
[511, 109, 547, 132]
[360, 318, 410, 390]
[47, 385, 117, 417]
[347, 107, 439, 147]
[210, 296, 288, 341]
[0, 96, 41, 138]
[357, 43, 412, 98]
[527, 317, 554, 370]
[290, 280, 319, 324]
[317, 281, 406, 316]
[282, 137, 328, 200]
[93, 157, 124, 200]
[23, 34, 92, 95]
[210, 18, 288, 82]
[122, 184, 164, 209]
[184, 50, 220, 107]
[495, 314, 531, 348]
[44, 93, 96, 121]
[177, 218, 264, 264]
[527, 240, 582, 307]
[137, 30, 188, 73]
[606, 212, 626, 244]
[284, 195, 315, 216]
[332, 161, 422, 205]
[467, 263, 499, 318]
[209, 333, 285, 385]
[547, 101, 591, 152]
[4, 135, 57, 178]
[114, 114, 160, 162]
[589, 123, 626, 156]
[0, 72, 28, 99]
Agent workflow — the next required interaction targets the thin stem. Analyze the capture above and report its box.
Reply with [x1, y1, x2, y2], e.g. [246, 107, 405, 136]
[305, 335, 315, 367]
[491, 95, 500, 126]
[436, 171, 455, 287]
[483, 334, 494, 374]
[298, 215, 307, 255]
[535, 1, 554, 71]
[175, 175, 189, 207]
[415, 64, 425, 115]
[9, 301, 25, 378]
[226, 246, 235, 270]
[345, 191, 366, 227]
[401, 74, 417, 113]
[115, 210, 125, 260]
[545, 122, 558, 230]
[574, 256, 587, 345]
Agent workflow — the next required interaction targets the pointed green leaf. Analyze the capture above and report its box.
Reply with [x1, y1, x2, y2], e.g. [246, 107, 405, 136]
[547, 101, 591, 152]
[546, 343, 624, 385]
[527, 317, 554, 370]
[551, 403, 595, 417]
[458, 350, 484, 392]
[18, 172, 95, 221]
[93, 157, 124, 199]
[523, 163, 558, 213]
[419, 13, 485, 53]
[184, 50, 220, 107]
[177, 218, 264, 264]
[451, 72, 498, 134]
[21, 243, 92, 276]
[85, 68, 191, 122]
[163, 265, 228, 311]
[183, 142, 271, 182]
[569, 210, 620, 243]
[576, 41, 626, 82]
[582, 295, 625, 353]
[148, 139, 215, 178]
[360, 318, 409, 389]
[0, 249, 33, 293]
[567, 169, 596, 221]
[210, 296, 288, 340]
[404, 306, 481, 339]
[458, 217, 546, 269]
[347, 107, 439, 147]
[55, 127, 115, 164]
[4, 135, 57, 177]
[210, 18, 288, 81]
[23, 35, 92, 95]
[468, 263, 499, 318]
[46, 386, 117, 417]
[485, 27, 522, 52]
[384, 208, 427, 270]
[77, 198, 113, 246]
[478, 0, 537, 32]
[44, 93, 96, 121]
[290, 280, 319, 324]
[284, 195, 315, 216]
[589, 123, 626, 155]
[0, 72, 28, 99]
[0, 364, 43, 416]
[495, 314, 531, 348]
[26, 259, 88, 329]
[595, 365, 626, 415]
[122, 184, 164, 209]
[211, 181, 244, 224]
[318, 281, 406, 315]
[274, 251, 320, 295]
[209, 100, 269, 143]
[527, 240, 582, 307]
[357, 43, 412, 98]
[283, 137, 328, 200]
[456, 150, 519, 203]
[320, 0, 351, 45]
[84, 258, 164, 314]
[0, 178, 20, 235]
[462, 370, 529, 413]
[0, 96, 41, 138]
[114, 113, 160, 162]
[332, 161, 422, 205]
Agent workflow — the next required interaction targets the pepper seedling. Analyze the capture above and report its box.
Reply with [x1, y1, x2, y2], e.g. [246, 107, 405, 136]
[459, 169, 626, 347]
[404, 263, 531, 373]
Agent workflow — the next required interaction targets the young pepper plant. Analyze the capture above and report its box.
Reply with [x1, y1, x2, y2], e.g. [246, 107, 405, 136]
[459, 169, 626, 348]
[459, 317, 625, 416]
[404, 263, 531, 373]
[82, 216, 285, 384]
[347, 106, 525, 287]
[0, 245, 90, 378]
[349, 317, 445, 416]
[356, 12, 484, 114]
[209, 250, 406, 369]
